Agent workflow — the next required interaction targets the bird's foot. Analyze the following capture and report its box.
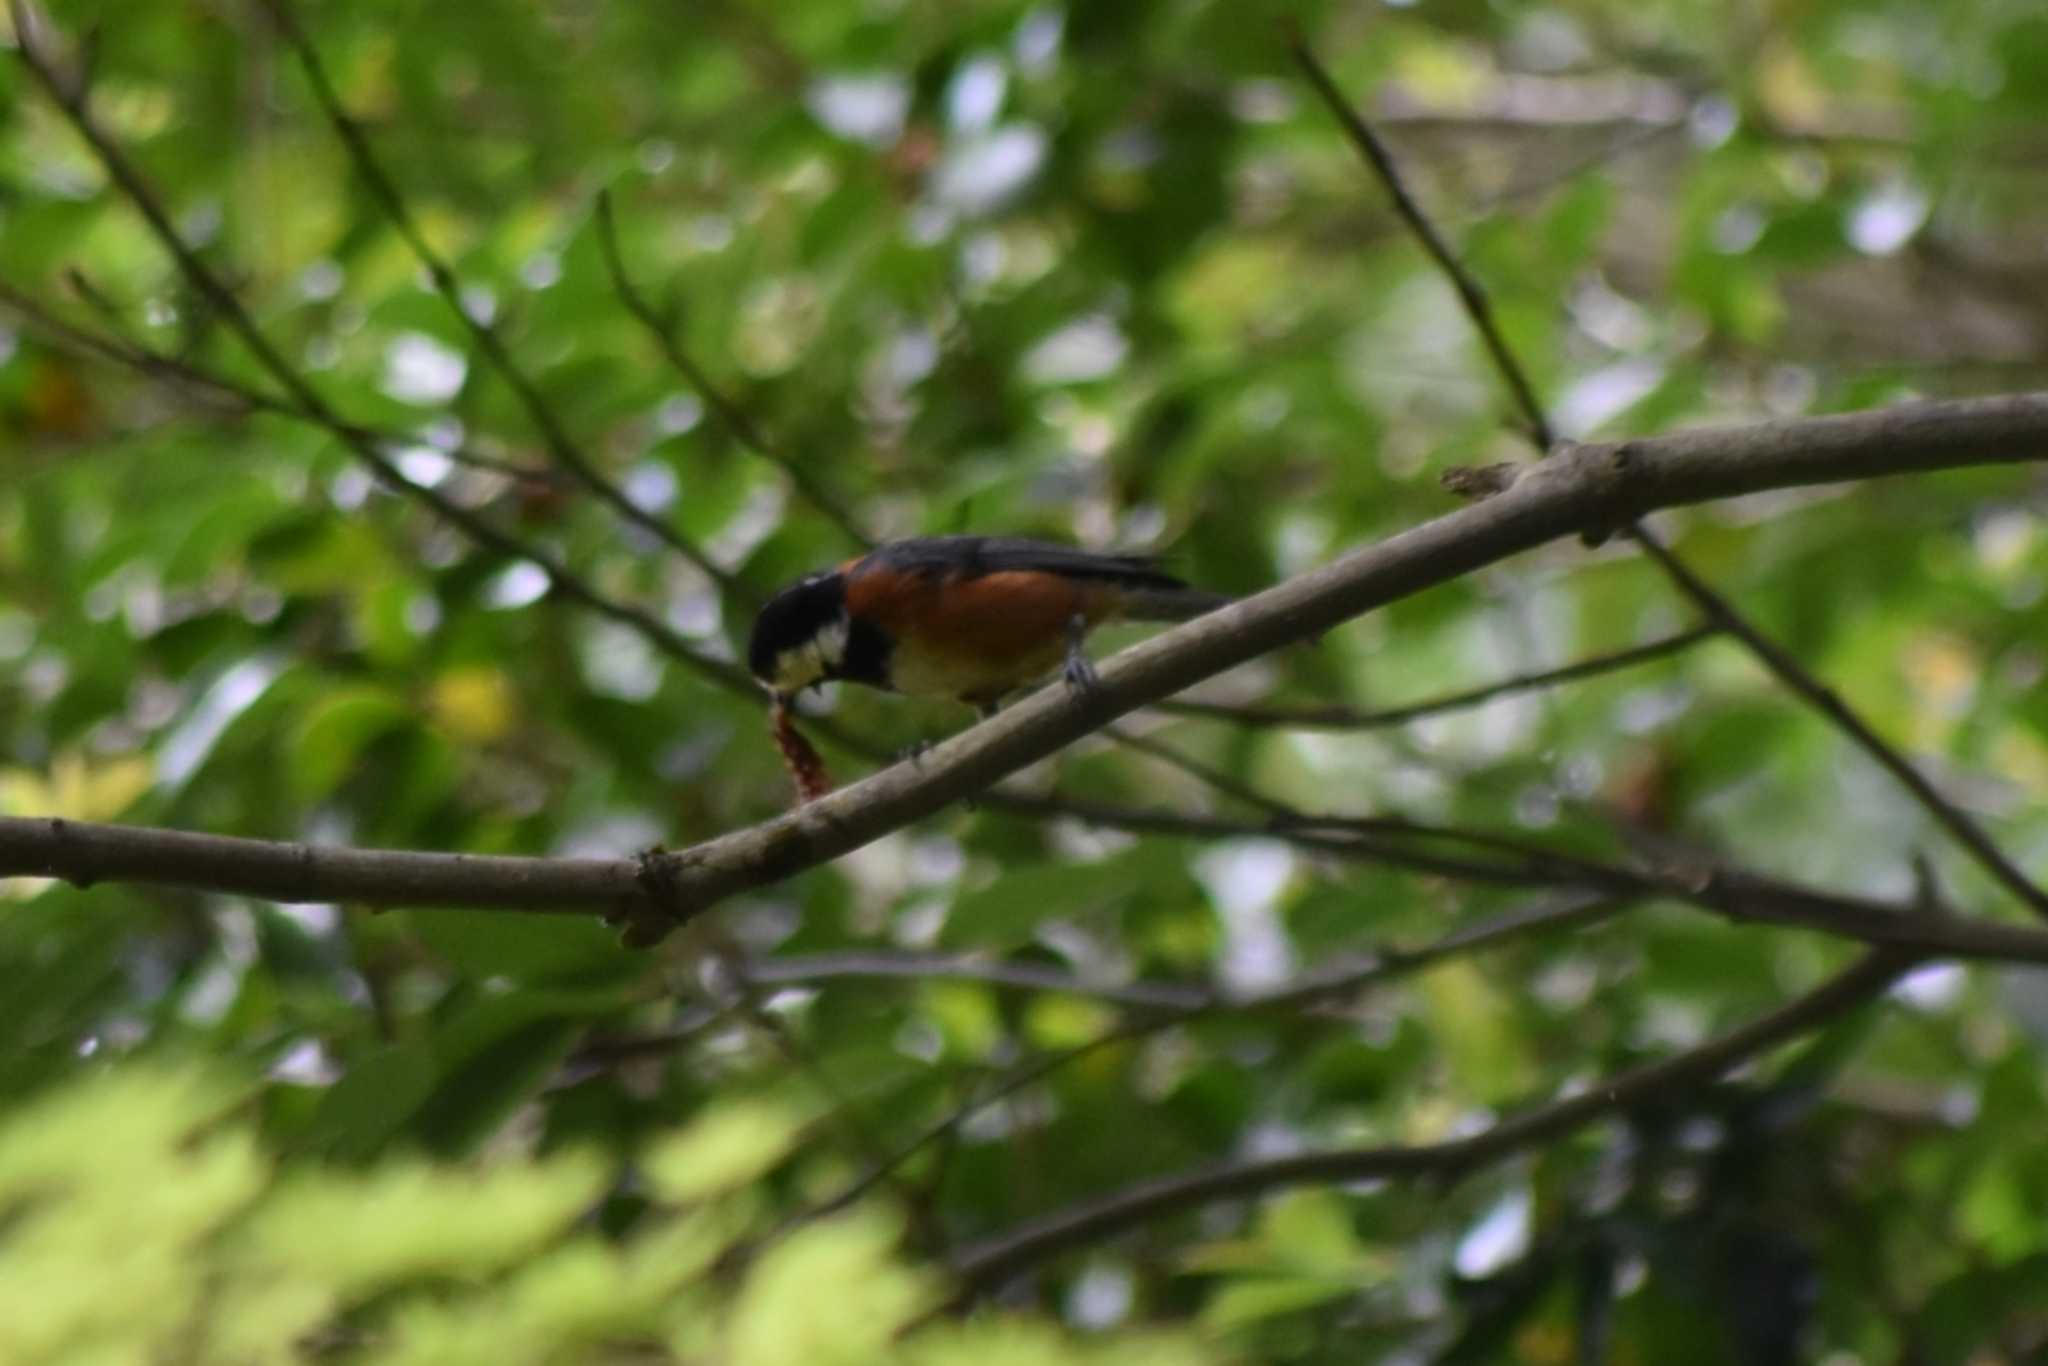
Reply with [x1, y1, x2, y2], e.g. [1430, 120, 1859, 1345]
[1062, 614, 1101, 695]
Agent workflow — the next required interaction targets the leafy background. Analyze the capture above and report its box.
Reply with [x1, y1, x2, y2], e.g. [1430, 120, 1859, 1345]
[5, 0, 2048, 1360]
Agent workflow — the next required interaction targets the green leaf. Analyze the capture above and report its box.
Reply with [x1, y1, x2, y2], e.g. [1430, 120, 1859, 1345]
[643, 1098, 807, 1203]
[288, 685, 415, 803]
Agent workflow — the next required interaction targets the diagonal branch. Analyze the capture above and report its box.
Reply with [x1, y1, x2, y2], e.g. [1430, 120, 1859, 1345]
[0, 278, 555, 482]
[1159, 623, 1717, 730]
[1291, 31, 2048, 924]
[1628, 526, 2048, 920]
[1287, 32, 1555, 448]
[252, 0, 743, 596]
[5, 391, 2048, 925]
[8, 5, 756, 703]
[948, 946, 1914, 1292]
[597, 398, 2046, 934]
[993, 795, 2048, 967]
[592, 191, 872, 548]
[1100, 723, 1619, 880]
[779, 892, 1629, 1235]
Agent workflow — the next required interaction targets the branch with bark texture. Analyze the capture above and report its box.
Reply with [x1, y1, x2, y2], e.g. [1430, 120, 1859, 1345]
[603, 394, 2048, 936]
[7, 390, 2048, 933]
[947, 947, 1914, 1294]
[1291, 36, 2048, 924]
[17, 778, 2048, 966]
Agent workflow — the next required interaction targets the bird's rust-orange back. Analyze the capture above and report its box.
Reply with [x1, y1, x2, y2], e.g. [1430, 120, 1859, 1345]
[843, 560, 1113, 703]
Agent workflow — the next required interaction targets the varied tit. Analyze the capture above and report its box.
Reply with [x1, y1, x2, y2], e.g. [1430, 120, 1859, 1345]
[747, 535, 1227, 714]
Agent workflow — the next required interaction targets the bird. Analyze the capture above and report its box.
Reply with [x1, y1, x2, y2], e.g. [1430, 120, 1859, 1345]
[747, 535, 1227, 715]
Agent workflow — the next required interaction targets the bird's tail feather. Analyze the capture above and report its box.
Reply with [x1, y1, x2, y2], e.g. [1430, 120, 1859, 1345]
[1116, 586, 1232, 623]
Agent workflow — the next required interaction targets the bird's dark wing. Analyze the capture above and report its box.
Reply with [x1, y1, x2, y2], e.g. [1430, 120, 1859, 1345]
[863, 535, 1189, 592]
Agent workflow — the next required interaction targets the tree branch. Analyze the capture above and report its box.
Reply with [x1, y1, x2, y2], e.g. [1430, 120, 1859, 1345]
[0, 815, 646, 913]
[1629, 525, 2048, 922]
[1291, 31, 2048, 924]
[784, 892, 1629, 1234]
[253, 0, 743, 596]
[8, 5, 756, 704]
[1287, 32, 1555, 448]
[995, 796, 2048, 969]
[0, 277, 555, 483]
[591, 191, 872, 548]
[5, 393, 2048, 928]
[1158, 623, 1717, 730]
[948, 946, 1914, 1293]
[1098, 726, 1623, 880]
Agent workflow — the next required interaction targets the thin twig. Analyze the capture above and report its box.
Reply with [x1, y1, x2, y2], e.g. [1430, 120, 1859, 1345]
[1160, 623, 1716, 730]
[710, 943, 951, 1257]
[1467, 119, 1681, 219]
[948, 946, 1914, 1293]
[1291, 29, 2048, 926]
[992, 789, 1590, 890]
[0, 278, 555, 482]
[1629, 525, 2048, 922]
[786, 891, 1626, 1233]
[1101, 723, 1625, 879]
[1288, 31, 1555, 449]
[1102, 723, 1294, 816]
[985, 796, 2048, 967]
[8, 11, 766, 705]
[746, 950, 1211, 1011]
[592, 191, 871, 548]
[254, 0, 744, 596]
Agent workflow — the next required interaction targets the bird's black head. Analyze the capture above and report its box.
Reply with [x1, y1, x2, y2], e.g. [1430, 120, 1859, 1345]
[748, 571, 851, 698]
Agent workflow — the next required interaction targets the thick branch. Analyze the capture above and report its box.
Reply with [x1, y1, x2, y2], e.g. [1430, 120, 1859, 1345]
[5, 394, 2047, 926]
[0, 816, 642, 912]
[1290, 31, 2048, 925]
[949, 947, 1913, 1292]
[614, 395, 2048, 929]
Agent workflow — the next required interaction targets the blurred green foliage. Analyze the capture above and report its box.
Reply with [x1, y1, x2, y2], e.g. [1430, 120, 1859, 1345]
[5, 0, 2048, 1360]
[0, 1065, 1211, 1364]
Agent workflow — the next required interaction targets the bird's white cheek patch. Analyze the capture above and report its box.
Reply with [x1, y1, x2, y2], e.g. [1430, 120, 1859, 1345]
[773, 615, 850, 692]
